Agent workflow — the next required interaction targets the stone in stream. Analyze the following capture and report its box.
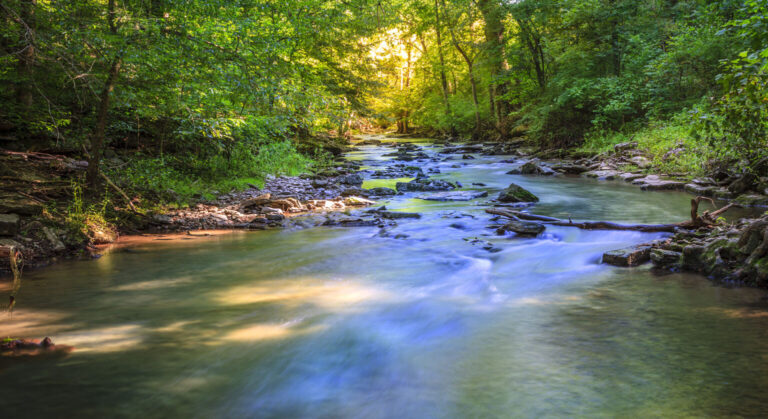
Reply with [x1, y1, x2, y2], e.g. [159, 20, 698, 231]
[735, 194, 768, 207]
[0, 213, 20, 236]
[651, 248, 682, 268]
[498, 183, 539, 203]
[418, 191, 488, 201]
[367, 187, 397, 196]
[631, 175, 685, 191]
[602, 245, 652, 267]
[685, 183, 716, 196]
[583, 170, 620, 180]
[496, 220, 546, 236]
[375, 211, 421, 220]
[396, 178, 456, 192]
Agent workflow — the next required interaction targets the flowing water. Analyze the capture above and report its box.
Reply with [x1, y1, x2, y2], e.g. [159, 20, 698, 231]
[3, 137, 768, 418]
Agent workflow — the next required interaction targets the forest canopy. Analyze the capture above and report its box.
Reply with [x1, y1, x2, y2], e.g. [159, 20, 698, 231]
[1, 0, 766, 200]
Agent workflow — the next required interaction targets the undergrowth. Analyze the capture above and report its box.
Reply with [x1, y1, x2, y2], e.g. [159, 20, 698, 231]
[578, 112, 712, 176]
[110, 141, 326, 206]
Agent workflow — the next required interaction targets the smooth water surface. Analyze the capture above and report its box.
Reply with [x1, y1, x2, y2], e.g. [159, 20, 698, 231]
[3, 136, 768, 418]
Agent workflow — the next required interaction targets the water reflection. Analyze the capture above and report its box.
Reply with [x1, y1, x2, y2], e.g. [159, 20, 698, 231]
[2, 137, 768, 417]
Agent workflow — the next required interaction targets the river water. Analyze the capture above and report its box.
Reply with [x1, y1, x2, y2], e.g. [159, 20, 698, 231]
[3, 137, 768, 418]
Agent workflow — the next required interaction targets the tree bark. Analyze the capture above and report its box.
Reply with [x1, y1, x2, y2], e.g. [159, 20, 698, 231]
[16, 0, 36, 112]
[433, 0, 453, 134]
[86, 0, 121, 190]
[477, 0, 510, 126]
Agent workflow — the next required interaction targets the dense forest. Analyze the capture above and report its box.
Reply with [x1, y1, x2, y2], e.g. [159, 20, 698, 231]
[0, 0, 767, 204]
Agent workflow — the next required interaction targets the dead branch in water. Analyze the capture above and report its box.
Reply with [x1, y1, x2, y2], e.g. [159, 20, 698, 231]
[1, 245, 23, 311]
[487, 197, 739, 233]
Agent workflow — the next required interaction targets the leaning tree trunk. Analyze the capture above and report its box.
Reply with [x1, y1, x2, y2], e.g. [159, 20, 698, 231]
[16, 0, 36, 112]
[86, 0, 122, 190]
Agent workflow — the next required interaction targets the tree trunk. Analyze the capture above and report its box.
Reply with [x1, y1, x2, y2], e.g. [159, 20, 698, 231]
[433, 0, 453, 134]
[477, 0, 510, 126]
[516, 17, 546, 90]
[16, 0, 36, 112]
[442, 0, 480, 135]
[86, 0, 121, 190]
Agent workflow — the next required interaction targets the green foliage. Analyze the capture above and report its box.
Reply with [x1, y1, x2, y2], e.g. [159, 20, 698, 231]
[695, 0, 768, 172]
[112, 141, 314, 204]
[63, 181, 114, 243]
[580, 111, 711, 175]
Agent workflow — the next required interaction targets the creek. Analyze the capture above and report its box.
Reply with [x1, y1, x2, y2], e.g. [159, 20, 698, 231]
[3, 136, 768, 417]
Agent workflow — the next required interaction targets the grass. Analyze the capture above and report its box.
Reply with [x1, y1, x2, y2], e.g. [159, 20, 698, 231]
[110, 141, 327, 206]
[579, 113, 712, 176]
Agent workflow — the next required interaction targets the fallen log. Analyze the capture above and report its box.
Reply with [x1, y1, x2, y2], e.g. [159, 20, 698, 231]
[486, 197, 738, 233]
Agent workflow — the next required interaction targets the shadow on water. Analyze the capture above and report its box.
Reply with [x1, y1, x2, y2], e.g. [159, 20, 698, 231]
[2, 136, 768, 417]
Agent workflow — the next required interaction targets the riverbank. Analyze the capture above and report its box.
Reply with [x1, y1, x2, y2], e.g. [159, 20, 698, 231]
[3, 134, 767, 288]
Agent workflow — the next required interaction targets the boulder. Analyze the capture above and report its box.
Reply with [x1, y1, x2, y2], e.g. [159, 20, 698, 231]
[338, 173, 363, 186]
[735, 194, 768, 207]
[418, 191, 488, 201]
[551, 163, 589, 174]
[396, 178, 456, 192]
[629, 156, 652, 169]
[343, 196, 376, 206]
[632, 175, 685, 191]
[614, 141, 638, 152]
[583, 170, 620, 180]
[367, 187, 397, 196]
[239, 193, 272, 209]
[376, 211, 421, 220]
[602, 245, 651, 267]
[0, 214, 20, 236]
[685, 183, 716, 196]
[496, 220, 545, 236]
[650, 248, 681, 268]
[498, 183, 539, 203]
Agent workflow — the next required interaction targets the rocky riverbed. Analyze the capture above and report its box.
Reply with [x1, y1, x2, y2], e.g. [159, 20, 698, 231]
[2, 135, 768, 286]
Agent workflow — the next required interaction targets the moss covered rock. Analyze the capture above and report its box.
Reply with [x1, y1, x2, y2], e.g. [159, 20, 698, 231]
[498, 183, 539, 203]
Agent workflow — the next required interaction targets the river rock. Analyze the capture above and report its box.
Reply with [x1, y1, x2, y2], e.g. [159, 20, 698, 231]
[632, 175, 685, 191]
[685, 183, 716, 196]
[498, 183, 539, 203]
[496, 220, 545, 236]
[396, 178, 456, 192]
[551, 163, 589, 174]
[614, 141, 638, 152]
[583, 170, 620, 180]
[338, 173, 363, 186]
[418, 191, 488, 201]
[651, 248, 682, 268]
[0, 193, 43, 215]
[239, 193, 272, 210]
[0, 214, 20, 236]
[367, 187, 397, 196]
[629, 156, 652, 169]
[376, 211, 421, 219]
[619, 172, 645, 182]
[603, 245, 651, 267]
[343, 196, 376, 206]
[735, 194, 768, 207]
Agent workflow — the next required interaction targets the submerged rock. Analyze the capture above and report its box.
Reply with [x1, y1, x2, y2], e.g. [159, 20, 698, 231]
[418, 191, 488, 201]
[396, 178, 456, 192]
[603, 245, 651, 267]
[498, 183, 539, 203]
[651, 248, 682, 268]
[496, 220, 545, 236]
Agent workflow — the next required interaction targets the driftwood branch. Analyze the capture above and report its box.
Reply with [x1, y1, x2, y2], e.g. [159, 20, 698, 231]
[487, 197, 739, 233]
[100, 171, 138, 213]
